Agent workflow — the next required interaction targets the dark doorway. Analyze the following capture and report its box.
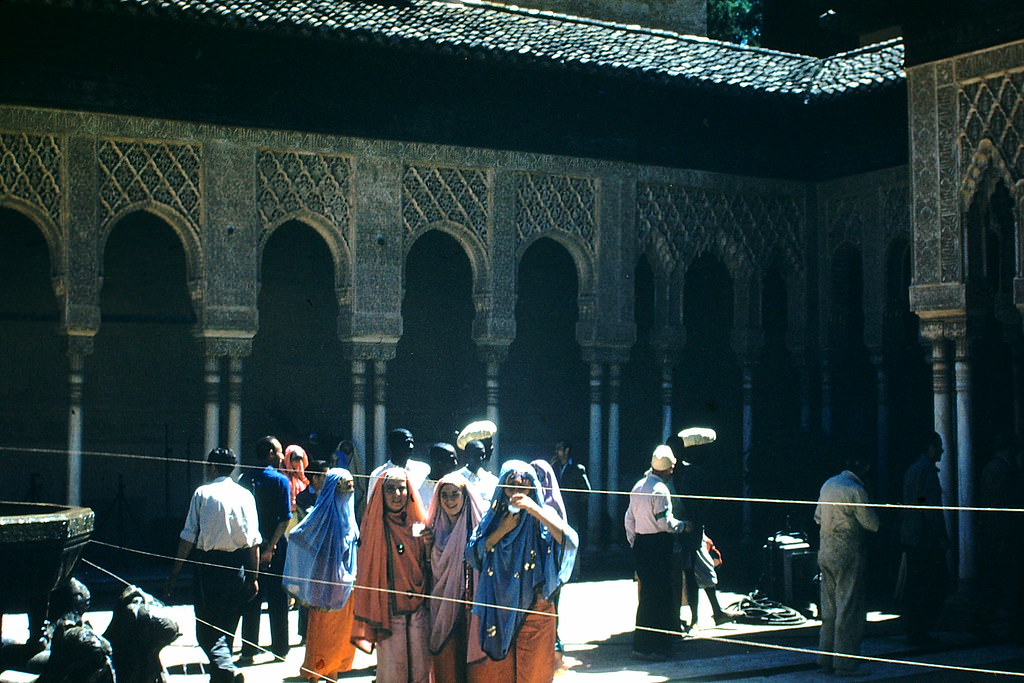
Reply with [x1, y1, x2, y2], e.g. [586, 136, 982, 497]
[245, 220, 349, 461]
[390, 229, 483, 447]
[502, 238, 588, 466]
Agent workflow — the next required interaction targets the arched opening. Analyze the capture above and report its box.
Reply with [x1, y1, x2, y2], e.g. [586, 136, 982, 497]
[390, 229, 483, 445]
[675, 254, 741, 538]
[502, 238, 588, 464]
[88, 211, 203, 552]
[0, 207, 65, 504]
[827, 244, 873, 452]
[965, 182, 1021, 454]
[245, 220, 349, 461]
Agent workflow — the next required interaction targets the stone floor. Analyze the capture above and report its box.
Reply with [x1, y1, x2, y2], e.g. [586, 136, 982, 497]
[4, 578, 1024, 682]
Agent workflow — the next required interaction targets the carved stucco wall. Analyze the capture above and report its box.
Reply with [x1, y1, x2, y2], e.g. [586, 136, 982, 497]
[0, 104, 902, 365]
[818, 166, 911, 351]
[909, 38, 1024, 318]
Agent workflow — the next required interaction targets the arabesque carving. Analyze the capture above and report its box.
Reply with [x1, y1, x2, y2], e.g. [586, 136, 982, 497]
[257, 150, 353, 243]
[0, 132, 62, 228]
[514, 172, 595, 249]
[403, 165, 490, 241]
[97, 139, 202, 231]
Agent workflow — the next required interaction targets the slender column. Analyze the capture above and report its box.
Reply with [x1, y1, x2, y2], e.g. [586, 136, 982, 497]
[203, 355, 221, 456]
[227, 357, 243, 457]
[486, 360, 501, 473]
[587, 362, 604, 546]
[373, 360, 387, 470]
[820, 356, 832, 435]
[66, 353, 85, 506]
[351, 360, 368, 457]
[872, 352, 890, 499]
[660, 362, 673, 442]
[931, 338, 956, 544]
[798, 361, 812, 431]
[740, 362, 754, 538]
[607, 364, 621, 523]
[954, 337, 975, 583]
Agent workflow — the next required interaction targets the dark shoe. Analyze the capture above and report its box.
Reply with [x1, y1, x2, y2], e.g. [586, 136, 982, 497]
[232, 673, 245, 683]
[235, 654, 254, 667]
[714, 610, 742, 625]
[271, 646, 290, 659]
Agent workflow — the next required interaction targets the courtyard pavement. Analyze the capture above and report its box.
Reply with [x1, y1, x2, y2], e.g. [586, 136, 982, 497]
[4, 577, 1024, 682]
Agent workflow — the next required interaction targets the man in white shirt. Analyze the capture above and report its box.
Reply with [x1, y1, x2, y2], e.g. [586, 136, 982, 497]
[167, 447, 261, 683]
[368, 428, 432, 505]
[455, 439, 499, 502]
[624, 445, 687, 660]
[815, 458, 880, 676]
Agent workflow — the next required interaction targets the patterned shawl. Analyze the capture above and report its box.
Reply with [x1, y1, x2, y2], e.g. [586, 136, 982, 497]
[466, 460, 578, 661]
[531, 458, 566, 520]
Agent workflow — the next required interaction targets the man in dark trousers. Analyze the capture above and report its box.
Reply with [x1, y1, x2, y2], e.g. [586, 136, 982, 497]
[238, 435, 292, 663]
[899, 431, 948, 645]
[167, 447, 260, 683]
[552, 440, 591, 563]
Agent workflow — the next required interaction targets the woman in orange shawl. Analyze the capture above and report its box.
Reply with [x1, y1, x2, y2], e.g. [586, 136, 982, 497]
[283, 444, 310, 511]
[427, 473, 487, 682]
[351, 467, 433, 683]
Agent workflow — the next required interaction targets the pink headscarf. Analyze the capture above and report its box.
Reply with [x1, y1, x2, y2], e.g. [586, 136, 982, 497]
[425, 473, 486, 661]
[282, 444, 309, 510]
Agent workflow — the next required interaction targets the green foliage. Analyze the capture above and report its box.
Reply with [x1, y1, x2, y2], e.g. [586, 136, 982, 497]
[707, 0, 763, 46]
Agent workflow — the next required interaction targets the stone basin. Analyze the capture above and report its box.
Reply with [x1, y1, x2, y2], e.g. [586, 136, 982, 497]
[0, 502, 94, 616]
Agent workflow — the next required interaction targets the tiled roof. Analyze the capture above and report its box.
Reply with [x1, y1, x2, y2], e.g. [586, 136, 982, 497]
[51, 0, 906, 99]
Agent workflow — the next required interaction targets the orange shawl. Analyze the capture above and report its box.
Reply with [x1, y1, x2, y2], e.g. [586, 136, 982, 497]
[351, 467, 429, 653]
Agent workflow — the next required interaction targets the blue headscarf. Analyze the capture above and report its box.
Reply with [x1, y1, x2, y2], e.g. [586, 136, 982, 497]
[283, 468, 358, 610]
[466, 460, 578, 661]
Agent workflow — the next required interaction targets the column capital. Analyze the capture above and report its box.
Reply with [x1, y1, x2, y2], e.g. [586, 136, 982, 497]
[581, 345, 631, 365]
[343, 338, 399, 362]
[919, 316, 967, 344]
[198, 333, 254, 358]
[63, 331, 96, 358]
[474, 340, 511, 365]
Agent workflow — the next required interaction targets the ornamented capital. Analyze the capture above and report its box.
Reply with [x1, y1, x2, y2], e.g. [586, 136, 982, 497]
[343, 339, 399, 362]
[198, 334, 254, 358]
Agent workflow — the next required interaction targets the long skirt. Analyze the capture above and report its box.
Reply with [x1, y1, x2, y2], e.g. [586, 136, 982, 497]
[301, 600, 356, 680]
[432, 615, 468, 683]
[376, 605, 432, 683]
[466, 598, 556, 683]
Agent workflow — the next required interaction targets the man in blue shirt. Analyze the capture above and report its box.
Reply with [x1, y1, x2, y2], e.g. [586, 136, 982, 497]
[238, 435, 292, 664]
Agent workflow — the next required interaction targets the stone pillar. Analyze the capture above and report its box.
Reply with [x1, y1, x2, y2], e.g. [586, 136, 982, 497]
[820, 355, 832, 435]
[954, 335, 975, 583]
[485, 360, 501, 473]
[607, 363, 621, 523]
[928, 335, 956, 545]
[660, 361, 674, 443]
[587, 362, 604, 546]
[740, 360, 755, 538]
[351, 360, 368, 458]
[227, 356, 244, 457]
[65, 343, 89, 507]
[374, 360, 387, 470]
[203, 354, 221, 457]
[871, 351, 890, 499]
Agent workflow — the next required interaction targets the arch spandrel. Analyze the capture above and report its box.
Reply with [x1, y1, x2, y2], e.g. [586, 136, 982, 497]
[960, 139, 1017, 215]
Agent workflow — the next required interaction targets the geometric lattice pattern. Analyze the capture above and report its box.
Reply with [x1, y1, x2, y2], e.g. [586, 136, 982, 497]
[637, 183, 804, 277]
[514, 172, 596, 249]
[257, 150, 352, 240]
[97, 139, 202, 231]
[0, 132, 62, 227]
[960, 70, 1024, 180]
[402, 165, 489, 241]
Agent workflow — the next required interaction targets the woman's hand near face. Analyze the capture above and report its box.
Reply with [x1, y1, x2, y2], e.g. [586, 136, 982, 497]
[420, 526, 434, 550]
[509, 492, 539, 515]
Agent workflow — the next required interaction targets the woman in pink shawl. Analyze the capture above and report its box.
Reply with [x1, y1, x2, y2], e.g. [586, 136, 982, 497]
[351, 467, 433, 683]
[283, 444, 310, 511]
[427, 473, 487, 682]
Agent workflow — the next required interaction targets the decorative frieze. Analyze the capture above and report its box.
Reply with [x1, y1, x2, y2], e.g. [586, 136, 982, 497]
[402, 165, 490, 242]
[97, 139, 202, 232]
[514, 172, 596, 250]
[637, 182, 802, 278]
[0, 132, 62, 229]
[257, 150, 352, 243]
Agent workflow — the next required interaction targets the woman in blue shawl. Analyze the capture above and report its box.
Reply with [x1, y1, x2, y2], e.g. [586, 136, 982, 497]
[283, 468, 359, 681]
[466, 460, 577, 682]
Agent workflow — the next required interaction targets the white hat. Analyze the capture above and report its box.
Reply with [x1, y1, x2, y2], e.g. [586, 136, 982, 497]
[650, 445, 677, 471]
[456, 420, 497, 450]
[677, 427, 717, 447]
